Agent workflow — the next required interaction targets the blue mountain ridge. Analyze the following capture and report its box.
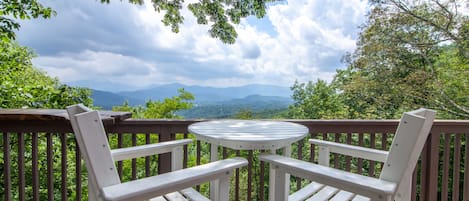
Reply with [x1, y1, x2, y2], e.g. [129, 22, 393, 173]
[91, 83, 293, 111]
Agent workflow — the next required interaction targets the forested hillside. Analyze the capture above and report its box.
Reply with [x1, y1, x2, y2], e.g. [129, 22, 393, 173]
[289, 0, 468, 120]
[176, 95, 292, 119]
[0, 42, 91, 109]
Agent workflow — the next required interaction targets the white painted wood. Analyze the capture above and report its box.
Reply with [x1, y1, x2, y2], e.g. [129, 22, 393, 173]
[68, 107, 121, 195]
[148, 196, 167, 201]
[329, 190, 355, 201]
[317, 146, 330, 166]
[190, 120, 308, 201]
[260, 108, 436, 201]
[101, 157, 247, 201]
[380, 109, 435, 200]
[289, 182, 324, 201]
[111, 139, 192, 162]
[306, 186, 338, 201]
[283, 145, 292, 199]
[352, 195, 371, 201]
[189, 120, 309, 150]
[210, 143, 219, 201]
[260, 154, 396, 201]
[164, 192, 188, 201]
[273, 168, 288, 201]
[88, 177, 99, 201]
[393, 176, 411, 201]
[217, 174, 230, 201]
[171, 146, 183, 171]
[310, 139, 389, 163]
[67, 104, 248, 201]
[269, 148, 277, 201]
[180, 188, 210, 201]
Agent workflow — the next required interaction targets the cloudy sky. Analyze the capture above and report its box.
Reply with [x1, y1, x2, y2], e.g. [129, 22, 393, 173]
[17, 0, 369, 92]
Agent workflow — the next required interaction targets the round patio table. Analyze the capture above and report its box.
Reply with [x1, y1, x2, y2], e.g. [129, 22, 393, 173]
[188, 119, 308, 150]
[188, 119, 309, 200]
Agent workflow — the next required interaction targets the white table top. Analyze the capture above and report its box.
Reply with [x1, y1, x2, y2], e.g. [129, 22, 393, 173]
[188, 120, 309, 150]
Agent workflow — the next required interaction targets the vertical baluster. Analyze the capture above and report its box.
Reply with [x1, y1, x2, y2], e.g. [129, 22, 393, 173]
[419, 140, 429, 200]
[60, 133, 68, 201]
[334, 133, 340, 168]
[75, 138, 82, 201]
[117, 133, 123, 178]
[18, 133, 25, 201]
[357, 133, 364, 175]
[235, 150, 240, 201]
[222, 147, 227, 159]
[183, 133, 188, 168]
[297, 138, 304, 190]
[32, 133, 39, 201]
[247, 150, 253, 201]
[158, 127, 172, 174]
[369, 133, 376, 177]
[345, 133, 352, 171]
[381, 132, 388, 150]
[463, 133, 469, 201]
[309, 131, 316, 163]
[452, 134, 461, 201]
[441, 134, 450, 201]
[145, 133, 151, 177]
[131, 133, 137, 180]
[260, 151, 265, 201]
[196, 140, 201, 191]
[380, 132, 388, 172]
[4, 132, 11, 201]
[47, 133, 54, 201]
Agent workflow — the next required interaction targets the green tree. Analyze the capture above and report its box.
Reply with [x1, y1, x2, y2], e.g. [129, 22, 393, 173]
[0, 41, 92, 109]
[335, 0, 468, 119]
[113, 88, 194, 118]
[101, 0, 279, 44]
[2, 0, 281, 44]
[0, 0, 55, 42]
[0, 41, 92, 200]
[289, 80, 346, 119]
[234, 108, 253, 119]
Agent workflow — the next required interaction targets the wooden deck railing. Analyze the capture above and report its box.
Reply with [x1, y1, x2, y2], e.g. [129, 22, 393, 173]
[1, 115, 468, 201]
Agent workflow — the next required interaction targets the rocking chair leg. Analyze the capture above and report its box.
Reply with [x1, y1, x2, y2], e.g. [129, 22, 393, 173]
[217, 174, 231, 201]
[210, 143, 219, 200]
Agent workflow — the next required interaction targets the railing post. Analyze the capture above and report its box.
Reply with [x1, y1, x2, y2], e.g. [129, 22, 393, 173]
[3, 132, 11, 201]
[425, 129, 440, 201]
[158, 126, 172, 174]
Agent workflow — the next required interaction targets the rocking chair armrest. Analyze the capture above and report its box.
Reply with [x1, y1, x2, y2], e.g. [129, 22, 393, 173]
[309, 139, 389, 162]
[101, 157, 248, 201]
[260, 154, 397, 200]
[111, 139, 193, 161]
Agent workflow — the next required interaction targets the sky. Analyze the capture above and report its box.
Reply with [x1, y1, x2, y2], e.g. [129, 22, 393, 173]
[17, 0, 369, 92]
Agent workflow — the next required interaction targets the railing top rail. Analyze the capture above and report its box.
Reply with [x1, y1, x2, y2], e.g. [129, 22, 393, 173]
[0, 108, 132, 122]
[0, 109, 468, 134]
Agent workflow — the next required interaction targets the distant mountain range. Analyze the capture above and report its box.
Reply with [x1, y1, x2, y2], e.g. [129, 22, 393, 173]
[91, 83, 293, 113]
[177, 94, 293, 119]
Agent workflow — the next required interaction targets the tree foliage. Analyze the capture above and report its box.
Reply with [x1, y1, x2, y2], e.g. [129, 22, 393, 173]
[289, 80, 346, 119]
[0, 41, 92, 109]
[1, 0, 279, 44]
[0, 0, 55, 42]
[289, 1, 468, 119]
[334, 0, 468, 119]
[101, 0, 278, 44]
[113, 88, 194, 118]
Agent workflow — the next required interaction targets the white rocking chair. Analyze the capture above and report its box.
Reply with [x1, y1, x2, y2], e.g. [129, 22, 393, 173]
[260, 108, 435, 201]
[67, 104, 248, 201]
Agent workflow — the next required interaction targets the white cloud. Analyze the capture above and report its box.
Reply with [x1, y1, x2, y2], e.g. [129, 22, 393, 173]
[34, 50, 156, 84]
[19, 0, 369, 90]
